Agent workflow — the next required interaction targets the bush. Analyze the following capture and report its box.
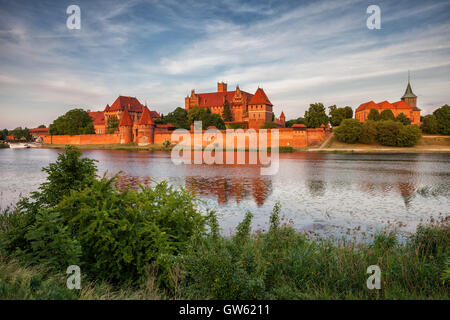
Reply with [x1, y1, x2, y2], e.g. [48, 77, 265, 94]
[334, 119, 362, 144]
[375, 120, 403, 146]
[421, 114, 439, 134]
[359, 120, 377, 144]
[368, 109, 380, 121]
[396, 124, 421, 147]
[433, 105, 450, 135]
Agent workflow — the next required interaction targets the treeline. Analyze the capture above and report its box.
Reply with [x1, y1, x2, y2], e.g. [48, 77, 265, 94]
[0, 147, 449, 299]
[421, 105, 450, 135]
[0, 127, 33, 141]
[285, 103, 353, 128]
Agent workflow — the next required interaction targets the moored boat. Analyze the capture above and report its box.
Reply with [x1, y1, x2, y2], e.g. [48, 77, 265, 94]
[8, 143, 30, 149]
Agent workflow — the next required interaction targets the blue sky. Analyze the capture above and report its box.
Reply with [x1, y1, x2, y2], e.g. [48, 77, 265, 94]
[0, 0, 449, 129]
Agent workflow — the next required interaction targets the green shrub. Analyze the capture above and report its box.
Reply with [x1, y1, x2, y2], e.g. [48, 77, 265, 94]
[368, 109, 381, 121]
[421, 114, 439, 134]
[334, 119, 363, 144]
[375, 120, 403, 146]
[396, 124, 421, 147]
[359, 120, 377, 144]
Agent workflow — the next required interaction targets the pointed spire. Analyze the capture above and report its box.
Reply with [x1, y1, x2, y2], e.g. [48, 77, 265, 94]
[249, 87, 273, 106]
[139, 106, 154, 125]
[402, 72, 417, 99]
[119, 109, 133, 126]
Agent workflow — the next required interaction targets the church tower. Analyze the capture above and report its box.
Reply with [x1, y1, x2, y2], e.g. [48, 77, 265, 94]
[401, 72, 417, 109]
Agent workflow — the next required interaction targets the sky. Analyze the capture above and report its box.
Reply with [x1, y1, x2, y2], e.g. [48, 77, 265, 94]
[0, 0, 449, 129]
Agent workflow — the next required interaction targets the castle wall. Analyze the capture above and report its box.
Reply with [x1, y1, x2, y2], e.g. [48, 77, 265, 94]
[44, 128, 329, 148]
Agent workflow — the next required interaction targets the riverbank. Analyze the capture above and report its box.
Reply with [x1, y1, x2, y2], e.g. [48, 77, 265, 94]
[308, 134, 450, 153]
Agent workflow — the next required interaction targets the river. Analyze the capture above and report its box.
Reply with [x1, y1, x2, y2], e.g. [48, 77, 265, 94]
[1, 148, 449, 238]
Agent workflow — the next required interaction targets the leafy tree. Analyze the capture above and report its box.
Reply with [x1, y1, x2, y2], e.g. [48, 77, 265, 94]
[285, 117, 305, 128]
[304, 103, 328, 128]
[396, 113, 411, 125]
[421, 114, 439, 134]
[375, 120, 403, 146]
[10, 127, 31, 141]
[188, 106, 225, 130]
[38, 124, 46, 128]
[164, 107, 190, 129]
[107, 115, 119, 134]
[334, 119, 362, 144]
[359, 120, 377, 144]
[222, 100, 233, 122]
[49, 109, 95, 135]
[397, 125, 421, 147]
[380, 109, 395, 121]
[368, 109, 381, 121]
[433, 104, 450, 135]
[329, 105, 353, 126]
[0, 128, 9, 140]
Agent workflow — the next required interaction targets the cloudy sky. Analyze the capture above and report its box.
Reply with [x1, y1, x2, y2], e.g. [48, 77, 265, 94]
[0, 0, 449, 129]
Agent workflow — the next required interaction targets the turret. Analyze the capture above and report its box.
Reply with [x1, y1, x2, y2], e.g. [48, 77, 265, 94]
[119, 109, 133, 144]
[137, 106, 155, 145]
[280, 111, 286, 127]
[401, 72, 417, 109]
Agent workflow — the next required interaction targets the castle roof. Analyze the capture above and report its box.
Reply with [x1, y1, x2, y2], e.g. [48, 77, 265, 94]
[109, 96, 144, 112]
[280, 111, 285, 118]
[356, 100, 414, 112]
[249, 88, 273, 106]
[89, 111, 106, 125]
[139, 106, 154, 125]
[104, 104, 110, 112]
[119, 109, 133, 126]
[392, 101, 413, 109]
[194, 90, 253, 108]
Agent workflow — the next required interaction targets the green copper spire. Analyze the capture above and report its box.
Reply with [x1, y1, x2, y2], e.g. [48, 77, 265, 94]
[402, 71, 417, 99]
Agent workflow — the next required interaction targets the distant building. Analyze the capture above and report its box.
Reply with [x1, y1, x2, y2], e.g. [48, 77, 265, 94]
[185, 82, 285, 129]
[355, 77, 421, 125]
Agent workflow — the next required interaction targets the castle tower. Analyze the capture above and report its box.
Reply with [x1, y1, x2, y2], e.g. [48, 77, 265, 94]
[401, 72, 417, 109]
[217, 82, 227, 92]
[248, 88, 273, 129]
[119, 109, 133, 144]
[137, 106, 155, 145]
[280, 111, 286, 127]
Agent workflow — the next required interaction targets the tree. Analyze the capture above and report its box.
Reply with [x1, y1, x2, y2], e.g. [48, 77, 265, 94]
[359, 120, 377, 144]
[285, 117, 305, 128]
[395, 113, 411, 125]
[334, 119, 362, 144]
[421, 114, 439, 134]
[329, 105, 353, 126]
[433, 104, 450, 135]
[49, 109, 95, 135]
[380, 109, 395, 121]
[0, 129, 8, 140]
[107, 116, 119, 134]
[10, 127, 31, 141]
[368, 109, 381, 121]
[38, 124, 46, 128]
[304, 103, 328, 128]
[375, 120, 402, 146]
[222, 100, 233, 122]
[164, 107, 190, 129]
[187, 106, 225, 130]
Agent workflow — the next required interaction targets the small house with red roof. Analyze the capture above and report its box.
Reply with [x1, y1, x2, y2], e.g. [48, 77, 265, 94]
[185, 82, 284, 129]
[355, 78, 421, 125]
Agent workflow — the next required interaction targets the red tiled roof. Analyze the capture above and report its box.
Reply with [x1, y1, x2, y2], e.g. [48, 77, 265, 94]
[139, 106, 154, 125]
[249, 88, 272, 106]
[109, 96, 144, 112]
[104, 104, 110, 112]
[392, 100, 413, 109]
[292, 124, 306, 128]
[89, 111, 105, 125]
[156, 124, 175, 128]
[355, 101, 377, 112]
[119, 109, 133, 126]
[377, 100, 393, 110]
[149, 110, 161, 118]
[29, 128, 49, 134]
[195, 90, 253, 108]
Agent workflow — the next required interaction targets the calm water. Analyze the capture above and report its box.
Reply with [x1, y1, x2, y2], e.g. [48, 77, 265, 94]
[1, 148, 449, 237]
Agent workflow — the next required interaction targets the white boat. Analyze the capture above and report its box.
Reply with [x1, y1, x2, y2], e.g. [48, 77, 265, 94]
[8, 143, 30, 149]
